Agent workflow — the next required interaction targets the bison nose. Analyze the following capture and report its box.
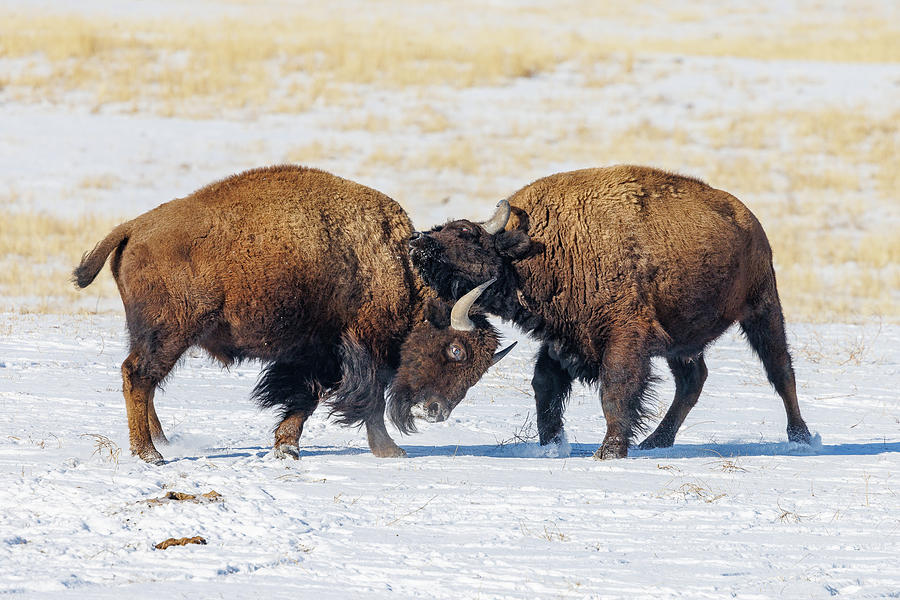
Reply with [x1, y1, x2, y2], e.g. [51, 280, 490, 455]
[424, 400, 446, 422]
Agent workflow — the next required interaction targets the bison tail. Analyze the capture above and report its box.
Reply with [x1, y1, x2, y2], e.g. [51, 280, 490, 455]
[72, 221, 131, 288]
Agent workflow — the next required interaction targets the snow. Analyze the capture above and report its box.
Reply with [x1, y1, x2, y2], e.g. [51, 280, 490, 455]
[1, 315, 898, 598]
[2, 0, 899, 596]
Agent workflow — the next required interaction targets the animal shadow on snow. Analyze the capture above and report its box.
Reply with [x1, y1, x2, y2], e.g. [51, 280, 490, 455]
[165, 439, 899, 462]
[404, 437, 899, 459]
[402, 442, 597, 458]
[167, 445, 370, 462]
[628, 436, 899, 460]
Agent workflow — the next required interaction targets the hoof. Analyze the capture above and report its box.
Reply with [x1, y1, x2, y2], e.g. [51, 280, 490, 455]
[371, 445, 407, 458]
[273, 444, 300, 460]
[593, 438, 628, 460]
[135, 448, 165, 465]
[538, 429, 564, 446]
[638, 432, 674, 450]
[788, 424, 812, 445]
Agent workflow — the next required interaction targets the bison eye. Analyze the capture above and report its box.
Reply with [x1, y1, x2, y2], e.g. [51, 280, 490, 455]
[456, 224, 477, 238]
[446, 343, 467, 362]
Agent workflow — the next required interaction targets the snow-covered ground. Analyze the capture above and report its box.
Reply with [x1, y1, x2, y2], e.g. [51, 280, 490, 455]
[1, 314, 898, 598]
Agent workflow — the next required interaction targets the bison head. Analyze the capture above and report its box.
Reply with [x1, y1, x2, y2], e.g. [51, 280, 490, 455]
[408, 199, 531, 312]
[389, 278, 516, 433]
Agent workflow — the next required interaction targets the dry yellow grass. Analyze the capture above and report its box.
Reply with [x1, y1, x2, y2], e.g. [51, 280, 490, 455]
[0, 13, 580, 117]
[3, 11, 898, 119]
[282, 141, 356, 165]
[408, 105, 452, 134]
[333, 113, 394, 134]
[0, 210, 123, 313]
[705, 108, 900, 196]
[78, 174, 121, 190]
[418, 139, 483, 175]
[362, 146, 407, 173]
[637, 27, 900, 63]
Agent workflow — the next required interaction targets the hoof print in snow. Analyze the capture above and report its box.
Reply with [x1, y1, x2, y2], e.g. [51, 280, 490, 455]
[154, 536, 207, 550]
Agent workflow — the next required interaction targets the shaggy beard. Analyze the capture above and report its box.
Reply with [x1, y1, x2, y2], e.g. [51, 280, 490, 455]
[386, 386, 418, 434]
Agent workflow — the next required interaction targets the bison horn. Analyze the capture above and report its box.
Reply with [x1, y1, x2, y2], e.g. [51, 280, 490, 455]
[491, 341, 517, 366]
[450, 278, 496, 331]
[480, 198, 511, 235]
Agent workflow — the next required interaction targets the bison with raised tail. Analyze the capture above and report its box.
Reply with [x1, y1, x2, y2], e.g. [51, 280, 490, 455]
[74, 165, 514, 464]
[409, 165, 812, 458]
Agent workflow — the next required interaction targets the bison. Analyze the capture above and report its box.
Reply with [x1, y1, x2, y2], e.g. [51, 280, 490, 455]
[74, 165, 514, 464]
[409, 165, 812, 459]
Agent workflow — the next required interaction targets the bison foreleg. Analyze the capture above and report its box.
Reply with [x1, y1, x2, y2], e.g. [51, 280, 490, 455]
[532, 342, 573, 445]
[639, 354, 707, 449]
[365, 397, 407, 458]
[254, 361, 329, 460]
[327, 335, 406, 458]
[273, 413, 307, 460]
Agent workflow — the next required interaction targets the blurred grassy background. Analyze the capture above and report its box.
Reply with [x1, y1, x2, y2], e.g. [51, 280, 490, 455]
[1, 1, 898, 320]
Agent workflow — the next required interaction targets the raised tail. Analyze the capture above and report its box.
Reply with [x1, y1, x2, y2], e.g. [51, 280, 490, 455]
[72, 221, 131, 288]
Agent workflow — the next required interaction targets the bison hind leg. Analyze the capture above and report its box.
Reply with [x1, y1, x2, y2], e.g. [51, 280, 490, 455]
[253, 361, 334, 459]
[639, 354, 708, 450]
[739, 302, 811, 444]
[147, 390, 168, 445]
[121, 334, 187, 464]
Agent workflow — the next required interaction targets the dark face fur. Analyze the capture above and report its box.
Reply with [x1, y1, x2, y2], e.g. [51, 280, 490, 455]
[408, 218, 530, 303]
[389, 299, 506, 433]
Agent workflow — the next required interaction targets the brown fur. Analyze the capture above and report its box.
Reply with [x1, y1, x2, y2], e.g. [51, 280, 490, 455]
[75, 165, 504, 464]
[410, 165, 811, 458]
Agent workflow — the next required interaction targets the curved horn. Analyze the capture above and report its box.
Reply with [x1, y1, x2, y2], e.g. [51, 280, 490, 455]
[491, 341, 517, 366]
[480, 198, 511, 235]
[450, 278, 496, 331]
